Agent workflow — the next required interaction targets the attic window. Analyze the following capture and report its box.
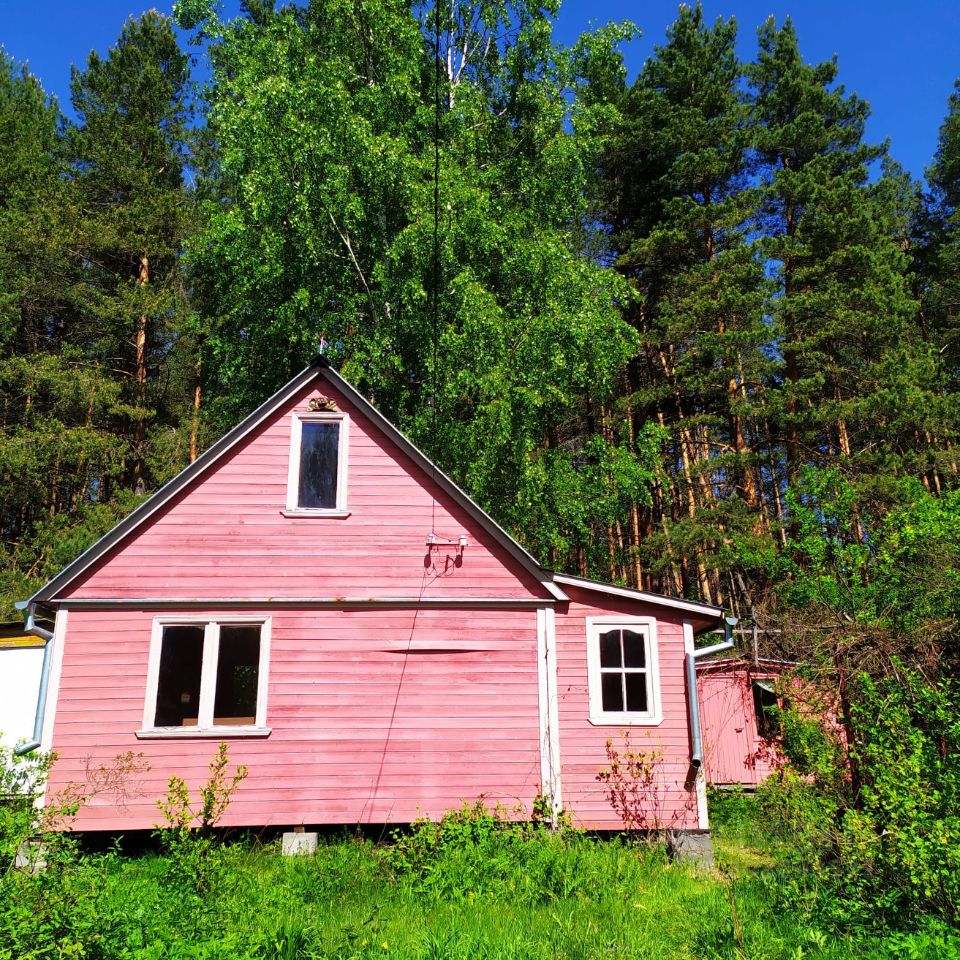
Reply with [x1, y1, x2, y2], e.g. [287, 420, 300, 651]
[140, 618, 271, 737]
[586, 617, 663, 725]
[285, 412, 349, 515]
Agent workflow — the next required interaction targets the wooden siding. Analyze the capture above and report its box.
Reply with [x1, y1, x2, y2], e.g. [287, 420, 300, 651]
[553, 587, 700, 831]
[63, 375, 548, 603]
[697, 665, 782, 787]
[47, 607, 542, 830]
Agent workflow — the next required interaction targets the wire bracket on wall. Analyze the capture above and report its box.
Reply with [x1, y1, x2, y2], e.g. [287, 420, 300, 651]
[425, 532, 468, 559]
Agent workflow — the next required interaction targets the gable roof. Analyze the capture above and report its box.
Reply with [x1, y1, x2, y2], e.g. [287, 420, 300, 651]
[26, 357, 567, 606]
[24, 358, 728, 627]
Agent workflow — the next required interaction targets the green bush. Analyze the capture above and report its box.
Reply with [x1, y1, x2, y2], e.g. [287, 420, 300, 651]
[759, 670, 960, 929]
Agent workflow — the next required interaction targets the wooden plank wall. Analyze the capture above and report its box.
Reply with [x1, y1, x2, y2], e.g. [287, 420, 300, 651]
[47, 606, 542, 830]
[65, 376, 548, 602]
[553, 588, 700, 831]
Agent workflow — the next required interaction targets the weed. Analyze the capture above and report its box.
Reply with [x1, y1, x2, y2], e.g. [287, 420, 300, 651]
[154, 741, 247, 895]
[596, 731, 664, 835]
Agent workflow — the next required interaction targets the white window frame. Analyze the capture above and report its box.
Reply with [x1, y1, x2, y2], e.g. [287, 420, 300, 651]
[283, 412, 349, 516]
[138, 616, 272, 738]
[586, 616, 662, 726]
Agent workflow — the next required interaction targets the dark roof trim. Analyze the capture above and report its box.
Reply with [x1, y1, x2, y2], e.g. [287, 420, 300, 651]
[29, 358, 567, 605]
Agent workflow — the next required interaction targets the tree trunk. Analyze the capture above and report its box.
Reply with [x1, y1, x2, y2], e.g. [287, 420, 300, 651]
[134, 254, 150, 489]
[190, 352, 202, 463]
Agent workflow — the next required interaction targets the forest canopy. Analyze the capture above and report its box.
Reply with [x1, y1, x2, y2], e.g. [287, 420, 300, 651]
[3, 1, 956, 616]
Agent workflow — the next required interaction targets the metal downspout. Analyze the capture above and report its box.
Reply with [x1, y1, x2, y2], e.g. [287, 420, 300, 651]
[13, 603, 54, 756]
[687, 615, 738, 767]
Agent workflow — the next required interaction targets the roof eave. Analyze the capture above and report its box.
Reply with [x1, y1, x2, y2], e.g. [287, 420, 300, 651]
[552, 572, 724, 626]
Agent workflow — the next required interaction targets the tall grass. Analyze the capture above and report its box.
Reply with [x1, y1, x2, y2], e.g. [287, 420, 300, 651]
[4, 798, 960, 958]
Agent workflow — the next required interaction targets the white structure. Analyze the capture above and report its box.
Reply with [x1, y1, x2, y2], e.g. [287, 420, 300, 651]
[0, 627, 45, 749]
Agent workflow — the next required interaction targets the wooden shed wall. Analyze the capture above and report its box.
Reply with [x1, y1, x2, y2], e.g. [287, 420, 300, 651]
[697, 665, 781, 787]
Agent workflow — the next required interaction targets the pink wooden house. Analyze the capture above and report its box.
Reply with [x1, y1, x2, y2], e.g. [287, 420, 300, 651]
[20, 358, 728, 847]
[695, 659, 786, 788]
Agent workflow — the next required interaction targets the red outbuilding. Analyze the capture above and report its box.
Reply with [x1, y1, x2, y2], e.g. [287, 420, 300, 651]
[20, 358, 728, 846]
[696, 658, 788, 788]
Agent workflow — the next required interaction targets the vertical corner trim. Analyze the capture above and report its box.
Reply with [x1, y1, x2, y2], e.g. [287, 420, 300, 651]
[39, 608, 68, 757]
[537, 606, 562, 821]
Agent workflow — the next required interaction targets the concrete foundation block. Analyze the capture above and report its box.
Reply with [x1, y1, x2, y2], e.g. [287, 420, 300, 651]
[282, 831, 318, 856]
[667, 830, 714, 870]
[15, 840, 48, 874]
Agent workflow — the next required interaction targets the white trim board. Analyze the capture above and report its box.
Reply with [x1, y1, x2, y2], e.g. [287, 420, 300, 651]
[39, 608, 68, 754]
[536, 606, 562, 822]
[553, 573, 723, 622]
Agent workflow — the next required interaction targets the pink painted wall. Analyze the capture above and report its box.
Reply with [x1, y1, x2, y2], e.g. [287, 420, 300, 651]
[44, 366, 703, 831]
[554, 586, 699, 831]
[697, 664, 783, 787]
[48, 606, 542, 831]
[64, 373, 549, 603]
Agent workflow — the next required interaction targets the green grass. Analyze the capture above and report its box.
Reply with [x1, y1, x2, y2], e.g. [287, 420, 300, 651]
[4, 800, 960, 959]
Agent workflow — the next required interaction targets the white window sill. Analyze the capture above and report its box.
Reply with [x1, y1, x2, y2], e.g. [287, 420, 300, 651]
[588, 714, 663, 727]
[136, 727, 272, 739]
[280, 509, 351, 519]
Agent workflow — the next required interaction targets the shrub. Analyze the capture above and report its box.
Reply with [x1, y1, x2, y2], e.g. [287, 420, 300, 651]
[595, 731, 666, 836]
[759, 670, 960, 929]
[155, 741, 248, 895]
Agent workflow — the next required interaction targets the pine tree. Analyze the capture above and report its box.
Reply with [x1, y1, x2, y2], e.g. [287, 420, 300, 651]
[68, 11, 194, 491]
[0, 53, 131, 613]
[748, 18, 936, 512]
[915, 80, 960, 488]
[602, 4, 769, 607]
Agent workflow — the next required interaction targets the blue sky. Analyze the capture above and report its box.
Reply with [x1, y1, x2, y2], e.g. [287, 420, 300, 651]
[2, 1, 958, 182]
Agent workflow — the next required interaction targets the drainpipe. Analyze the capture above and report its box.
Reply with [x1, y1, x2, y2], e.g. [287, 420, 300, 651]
[687, 615, 738, 767]
[13, 603, 54, 756]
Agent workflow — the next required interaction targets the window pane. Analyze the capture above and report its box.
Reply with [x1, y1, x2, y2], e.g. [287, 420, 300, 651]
[622, 630, 646, 668]
[601, 672, 624, 712]
[155, 626, 204, 727]
[298, 421, 340, 509]
[753, 681, 779, 738]
[214, 625, 261, 726]
[625, 672, 649, 712]
[599, 630, 622, 668]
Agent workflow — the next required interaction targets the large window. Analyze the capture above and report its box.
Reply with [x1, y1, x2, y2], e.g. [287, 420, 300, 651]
[141, 618, 271, 736]
[285, 413, 348, 514]
[586, 617, 662, 725]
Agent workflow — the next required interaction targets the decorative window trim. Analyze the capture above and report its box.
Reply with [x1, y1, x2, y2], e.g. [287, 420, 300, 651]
[284, 411, 349, 515]
[139, 615, 271, 737]
[585, 616, 662, 726]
